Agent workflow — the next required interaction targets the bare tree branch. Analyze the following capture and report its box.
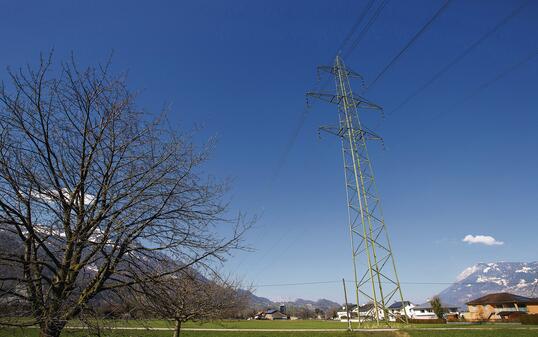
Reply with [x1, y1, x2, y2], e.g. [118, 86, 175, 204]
[0, 54, 252, 337]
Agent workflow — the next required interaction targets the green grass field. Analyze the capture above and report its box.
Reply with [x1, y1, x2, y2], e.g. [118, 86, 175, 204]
[61, 319, 536, 330]
[2, 320, 537, 337]
[67, 319, 349, 329]
[0, 330, 359, 337]
[2, 328, 538, 337]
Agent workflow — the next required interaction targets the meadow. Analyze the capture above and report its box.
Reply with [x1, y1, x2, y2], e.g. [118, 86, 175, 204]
[1, 320, 537, 337]
[56, 319, 537, 330]
[1, 328, 537, 337]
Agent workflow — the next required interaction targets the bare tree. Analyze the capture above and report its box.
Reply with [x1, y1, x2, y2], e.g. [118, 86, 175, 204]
[133, 269, 248, 337]
[0, 54, 250, 337]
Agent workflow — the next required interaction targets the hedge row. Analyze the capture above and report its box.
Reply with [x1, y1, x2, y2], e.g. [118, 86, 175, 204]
[520, 314, 538, 325]
[407, 318, 446, 324]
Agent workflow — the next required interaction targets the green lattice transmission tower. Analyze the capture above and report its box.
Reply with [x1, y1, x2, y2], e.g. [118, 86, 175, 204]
[307, 56, 406, 326]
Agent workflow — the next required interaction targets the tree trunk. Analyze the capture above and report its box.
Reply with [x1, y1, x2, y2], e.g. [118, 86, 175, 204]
[39, 320, 66, 337]
[173, 319, 182, 337]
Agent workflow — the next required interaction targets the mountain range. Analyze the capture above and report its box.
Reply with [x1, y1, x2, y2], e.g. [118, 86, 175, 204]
[246, 291, 341, 312]
[247, 261, 538, 312]
[438, 261, 538, 308]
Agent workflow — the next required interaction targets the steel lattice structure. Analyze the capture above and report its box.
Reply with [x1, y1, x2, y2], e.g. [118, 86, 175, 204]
[307, 56, 406, 326]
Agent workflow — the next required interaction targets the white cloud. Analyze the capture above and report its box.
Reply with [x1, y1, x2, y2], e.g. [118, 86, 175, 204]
[462, 234, 504, 246]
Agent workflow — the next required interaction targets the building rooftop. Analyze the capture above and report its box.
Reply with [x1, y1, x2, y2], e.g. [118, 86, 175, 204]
[358, 303, 375, 312]
[388, 301, 412, 309]
[466, 292, 538, 306]
[413, 302, 458, 310]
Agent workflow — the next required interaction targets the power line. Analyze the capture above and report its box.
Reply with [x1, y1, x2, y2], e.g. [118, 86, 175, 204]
[367, 0, 452, 91]
[454, 49, 538, 106]
[252, 279, 518, 288]
[271, 0, 381, 180]
[423, 48, 538, 122]
[389, 0, 531, 115]
[266, 2, 385, 274]
[254, 280, 340, 288]
[271, 106, 309, 180]
[343, 0, 392, 59]
[336, 0, 377, 56]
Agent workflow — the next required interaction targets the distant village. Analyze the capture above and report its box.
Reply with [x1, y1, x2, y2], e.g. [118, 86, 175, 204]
[252, 292, 538, 323]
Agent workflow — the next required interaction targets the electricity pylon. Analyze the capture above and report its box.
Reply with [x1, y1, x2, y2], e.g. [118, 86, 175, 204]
[307, 56, 406, 326]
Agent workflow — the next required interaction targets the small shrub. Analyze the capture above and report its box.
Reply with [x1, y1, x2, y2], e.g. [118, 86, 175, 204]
[505, 312, 525, 322]
[520, 314, 538, 325]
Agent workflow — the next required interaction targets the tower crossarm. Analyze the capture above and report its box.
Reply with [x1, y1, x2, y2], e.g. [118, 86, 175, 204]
[317, 65, 364, 79]
[306, 92, 384, 111]
[319, 125, 383, 142]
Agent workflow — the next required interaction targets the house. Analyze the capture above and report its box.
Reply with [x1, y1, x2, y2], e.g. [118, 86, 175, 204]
[255, 309, 288, 320]
[410, 302, 459, 319]
[388, 301, 415, 321]
[336, 304, 357, 321]
[336, 303, 386, 322]
[464, 292, 538, 321]
[357, 303, 386, 321]
[265, 309, 288, 320]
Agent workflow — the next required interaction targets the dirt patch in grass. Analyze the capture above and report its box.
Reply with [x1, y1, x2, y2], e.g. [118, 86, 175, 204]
[393, 331, 411, 337]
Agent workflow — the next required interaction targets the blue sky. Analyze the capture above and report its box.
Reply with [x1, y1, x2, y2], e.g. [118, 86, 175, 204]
[1, 0, 537, 304]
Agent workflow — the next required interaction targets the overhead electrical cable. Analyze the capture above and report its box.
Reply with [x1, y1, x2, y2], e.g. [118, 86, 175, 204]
[272, 0, 380, 180]
[271, 106, 310, 180]
[252, 279, 509, 288]
[423, 48, 538, 120]
[336, 0, 377, 56]
[455, 49, 538, 106]
[343, 0, 392, 59]
[265, 1, 388, 276]
[367, 0, 452, 91]
[389, 0, 531, 115]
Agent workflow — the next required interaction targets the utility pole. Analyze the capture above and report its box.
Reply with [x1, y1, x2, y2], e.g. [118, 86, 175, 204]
[342, 278, 352, 331]
[307, 56, 406, 327]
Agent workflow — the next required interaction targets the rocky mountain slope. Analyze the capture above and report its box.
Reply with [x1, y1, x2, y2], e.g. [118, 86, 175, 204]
[438, 261, 538, 308]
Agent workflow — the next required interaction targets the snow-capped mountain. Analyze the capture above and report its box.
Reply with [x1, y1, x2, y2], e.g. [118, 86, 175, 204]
[438, 261, 538, 308]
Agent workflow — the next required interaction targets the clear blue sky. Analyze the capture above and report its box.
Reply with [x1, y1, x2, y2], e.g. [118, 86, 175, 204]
[1, 0, 537, 304]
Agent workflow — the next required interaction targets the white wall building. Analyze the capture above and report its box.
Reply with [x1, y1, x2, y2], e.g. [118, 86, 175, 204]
[336, 303, 387, 322]
[337, 300, 459, 321]
[387, 301, 415, 321]
[410, 303, 459, 319]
